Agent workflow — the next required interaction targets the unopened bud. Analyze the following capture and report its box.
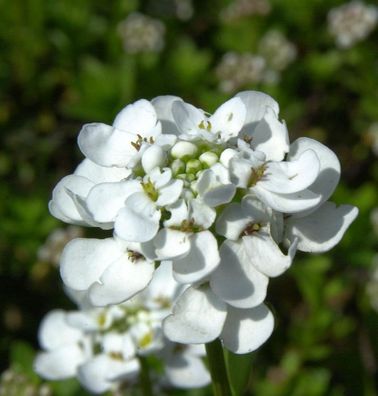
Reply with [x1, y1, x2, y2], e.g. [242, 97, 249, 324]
[171, 141, 198, 159]
[199, 151, 218, 167]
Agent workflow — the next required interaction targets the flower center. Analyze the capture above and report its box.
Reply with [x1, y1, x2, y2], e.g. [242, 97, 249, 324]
[141, 179, 159, 201]
[248, 164, 267, 187]
[241, 222, 262, 236]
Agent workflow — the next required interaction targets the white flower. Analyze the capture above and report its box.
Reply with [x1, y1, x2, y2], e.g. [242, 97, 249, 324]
[115, 168, 183, 243]
[78, 99, 162, 168]
[236, 91, 290, 161]
[34, 310, 89, 380]
[283, 137, 359, 252]
[46, 90, 358, 360]
[328, 1, 378, 48]
[60, 237, 155, 306]
[35, 262, 210, 392]
[163, 344, 210, 389]
[153, 199, 220, 283]
[172, 97, 247, 142]
[164, 284, 274, 354]
[78, 353, 139, 394]
[229, 140, 322, 213]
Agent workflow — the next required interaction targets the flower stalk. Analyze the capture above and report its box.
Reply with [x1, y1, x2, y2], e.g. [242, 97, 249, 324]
[138, 356, 153, 396]
[206, 339, 232, 396]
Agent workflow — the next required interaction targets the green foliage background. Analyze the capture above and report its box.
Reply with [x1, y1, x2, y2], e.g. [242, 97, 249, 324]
[0, 0, 377, 395]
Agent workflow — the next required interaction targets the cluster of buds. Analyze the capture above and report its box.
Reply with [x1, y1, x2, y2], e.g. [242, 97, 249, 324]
[45, 91, 357, 355]
[328, 1, 378, 48]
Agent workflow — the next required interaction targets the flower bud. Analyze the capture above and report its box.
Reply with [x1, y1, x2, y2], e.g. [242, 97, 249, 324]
[199, 151, 218, 167]
[142, 145, 166, 173]
[171, 141, 198, 159]
[171, 159, 185, 175]
[186, 159, 202, 174]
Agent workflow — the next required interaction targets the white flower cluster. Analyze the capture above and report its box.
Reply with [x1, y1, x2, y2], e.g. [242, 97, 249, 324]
[216, 53, 266, 93]
[35, 262, 210, 393]
[48, 91, 358, 356]
[216, 31, 297, 92]
[118, 12, 166, 54]
[328, 1, 378, 48]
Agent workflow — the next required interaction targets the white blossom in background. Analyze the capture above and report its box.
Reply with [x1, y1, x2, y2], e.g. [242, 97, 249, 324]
[216, 53, 266, 93]
[37, 226, 83, 266]
[35, 263, 210, 393]
[216, 31, 297, 91]
[0, 369, 52, 396]
[328, 1, 378, 48]
[220, 0, 271, 22]
[258, 30, 297, 83]
[118, 12, 166, 54]
[47, 90, 358, 357]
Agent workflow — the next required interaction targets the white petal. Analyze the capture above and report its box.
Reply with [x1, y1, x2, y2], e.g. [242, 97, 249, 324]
[60, 238, 121, 291]
[165, 354, 210, 388]
[215, 203, 250, 240]
[144, 261, 181, 306]
[34, 345, 85, 380]
[173, 231, 220, 283]
[241, 195, 270, 222]
[189, 199, 216, 229]
[253, 185, 322, 214]
[210, 240, 268, 308]
[236, 91, 279, 126]
[113, 99, 158, 136]
[141, 145, 166, 173]
[221, 304, 274, 354]
[285, 202, 358, 253]
[164, 200, 189, 227]
[114, 193, 161, 243]
[49, 175, 94, 224]
[163, 285, 227, 344]
[65, 191, 111, 229]
[86, 180, 142, 223]
[65, 311, 100, 332]
[229, 157, 253, 188]
[260, 149, 320, 193]
[151, 95, 183, 135]
[78, 355, 139, 394]
[38, 310, 82, 350]
[154, 228, 191, 259]
[88, 256, 154, 306]
[156, 179, 183, 206]
[251, 107, 289, 161]
[172, 101, 205, 135]
[197, 169, 236, 207]
[149, 167, 172, 188]
[243, 233, 297, 277]
[288, 137, 341, 209]
[209, 97, 246, 141]
[74, 158, 131, 184]
[78, 123, 137, 167]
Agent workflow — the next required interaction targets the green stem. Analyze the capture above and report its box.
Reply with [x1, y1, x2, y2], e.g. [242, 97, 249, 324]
[206, 339, 233, 396]
[138, 356, 153, 396]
